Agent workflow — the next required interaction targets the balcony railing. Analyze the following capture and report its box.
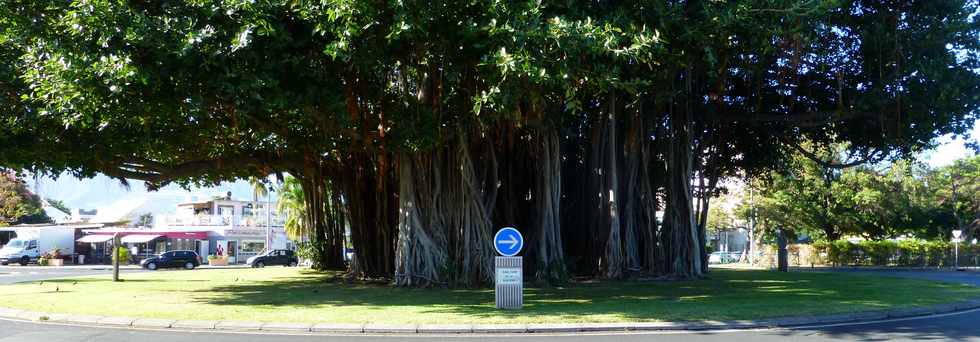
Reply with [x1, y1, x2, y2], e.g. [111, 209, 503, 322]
[158, 214, 284, 228]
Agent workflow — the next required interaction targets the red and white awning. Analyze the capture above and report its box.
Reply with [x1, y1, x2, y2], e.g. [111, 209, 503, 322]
[77, 235, 114, 243]
[120, 234, 162, 244]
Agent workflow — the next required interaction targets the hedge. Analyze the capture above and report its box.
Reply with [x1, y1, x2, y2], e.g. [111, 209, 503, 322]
[809, 239, 980, 267]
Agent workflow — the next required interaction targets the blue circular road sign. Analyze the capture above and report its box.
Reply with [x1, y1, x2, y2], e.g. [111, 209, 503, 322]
[494, 227, 524, 257]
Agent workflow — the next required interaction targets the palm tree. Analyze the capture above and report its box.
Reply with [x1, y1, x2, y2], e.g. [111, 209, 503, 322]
[248, 176, 274, 252]
[277, 177, 309, 241]
[248, 177, 269, 203]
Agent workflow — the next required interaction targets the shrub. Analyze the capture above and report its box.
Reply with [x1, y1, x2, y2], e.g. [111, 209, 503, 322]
[896, 239, 926, 266]
[294, 241, 316, 262]
[828, 240, 857, 266]
[111, 245, 130, 264]
[925, 240, 950, 266]
[859, 240, 898, 266]
[802, 238, 965, 267]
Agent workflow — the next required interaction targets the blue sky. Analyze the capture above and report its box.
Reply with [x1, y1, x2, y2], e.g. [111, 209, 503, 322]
[920, 119, 979, 168]
[30, 119, 979, 212]
[31, 175, 273, 213]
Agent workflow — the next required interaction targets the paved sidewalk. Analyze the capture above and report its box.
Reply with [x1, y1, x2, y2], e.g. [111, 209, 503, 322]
[0, 264, 251, 271]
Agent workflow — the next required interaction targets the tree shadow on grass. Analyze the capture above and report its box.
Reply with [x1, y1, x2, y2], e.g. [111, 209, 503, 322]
[187, 270, 937, 323]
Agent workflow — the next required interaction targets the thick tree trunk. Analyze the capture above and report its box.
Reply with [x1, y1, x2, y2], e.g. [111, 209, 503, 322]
[297, 158, 346, 271]
[640, 130, 662, 276]
[622, 106, 645, 274]
[445, 136, 495, 286]
[694, 168, 720, 275]
[534, 128, 565, 284]
[602, 92, 624, 279]
[342, 153, 397, 279]
[394, 152, 448, 286]
[665, 105, 704, 279]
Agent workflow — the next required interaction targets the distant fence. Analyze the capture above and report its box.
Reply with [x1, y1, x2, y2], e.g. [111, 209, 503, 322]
[760, 239, 980, 268]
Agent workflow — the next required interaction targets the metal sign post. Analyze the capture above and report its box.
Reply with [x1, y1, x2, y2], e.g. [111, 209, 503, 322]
[494, 227, 524, 310]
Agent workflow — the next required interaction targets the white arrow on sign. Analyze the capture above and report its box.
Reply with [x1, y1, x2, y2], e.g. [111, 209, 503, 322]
[498, 235, 519, 249]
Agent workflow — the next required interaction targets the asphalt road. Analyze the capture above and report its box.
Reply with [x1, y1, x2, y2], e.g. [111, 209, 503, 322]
[0, 266, 142, 285]
[0, 269, 977, 341]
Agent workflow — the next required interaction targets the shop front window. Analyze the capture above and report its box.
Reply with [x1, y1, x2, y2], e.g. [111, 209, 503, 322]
[238, 241, 265, 262]
[241, 241, 265, 254]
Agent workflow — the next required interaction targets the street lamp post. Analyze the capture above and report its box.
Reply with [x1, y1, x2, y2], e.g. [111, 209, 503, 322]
[724, 230, 729, 253]
[266, 187, 274, 252]
[952, 230, 962, 269]
[738, 227, 747, 263]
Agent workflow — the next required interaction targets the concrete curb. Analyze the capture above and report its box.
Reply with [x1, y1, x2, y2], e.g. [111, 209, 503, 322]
[215, 321, 263, 331]
[311, 323, 364, 333]
[2, 298, 979, 334]
[132, 318, 175, 329]
[171, 320, 218, 330]
[97, 316, 135, 327]
[260, 322, 314, 332]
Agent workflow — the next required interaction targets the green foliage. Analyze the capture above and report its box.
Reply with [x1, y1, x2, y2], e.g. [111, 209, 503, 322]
[45, 198, 70, 215]
[812, 239, 959, 267]
[276, 176, 308, 242]
[749, 153, 979, 242]
[112, 245, 129, 265]
[294, 241, 316, 263]
[928, 156, 980, 239]
[136, 213, 153, 228]
[706, 205, 736, 234]
[0, 172, 49, 225]
[859, 240, 898, 266]
[2, 0, 980, 282]
[0, 1, 976, 187]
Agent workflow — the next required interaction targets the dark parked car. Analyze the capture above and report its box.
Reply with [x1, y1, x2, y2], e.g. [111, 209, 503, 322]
[247, 249, 299, 268]
[140, 250, 201, 270]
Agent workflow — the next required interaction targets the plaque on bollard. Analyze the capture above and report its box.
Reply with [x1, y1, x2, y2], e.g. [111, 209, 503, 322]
[494, 227, 524, 310]
[495, 256, 523, 309]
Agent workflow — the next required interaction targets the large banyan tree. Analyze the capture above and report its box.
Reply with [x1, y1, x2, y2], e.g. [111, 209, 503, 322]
[2, 1, 979, 286]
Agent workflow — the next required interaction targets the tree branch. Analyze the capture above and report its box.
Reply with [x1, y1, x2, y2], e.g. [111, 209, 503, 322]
[787, 141, 882, 169]
[706, 110, 884, 128]
[97, 152, 302, 190]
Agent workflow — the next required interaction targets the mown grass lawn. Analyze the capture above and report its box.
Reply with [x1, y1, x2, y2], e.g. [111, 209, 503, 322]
[1, 267, 977, 324]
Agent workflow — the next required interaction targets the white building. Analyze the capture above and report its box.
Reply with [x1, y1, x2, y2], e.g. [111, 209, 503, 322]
[79, 196, 291, 265]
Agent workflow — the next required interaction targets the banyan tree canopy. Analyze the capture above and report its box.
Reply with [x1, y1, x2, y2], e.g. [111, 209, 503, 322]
[1, 0, 979, 286]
